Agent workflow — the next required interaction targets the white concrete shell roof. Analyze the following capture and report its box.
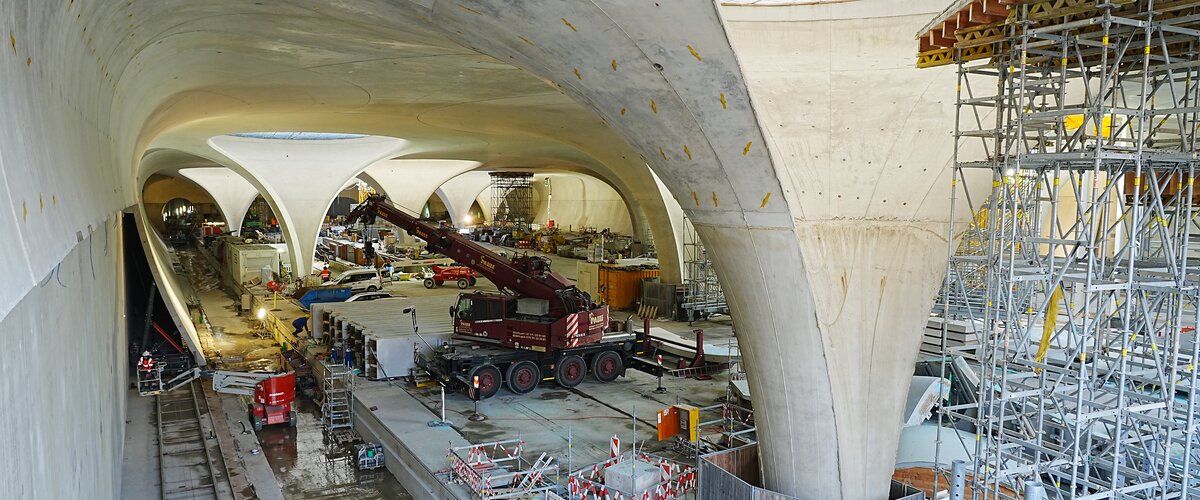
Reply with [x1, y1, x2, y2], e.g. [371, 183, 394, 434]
[0, 1, 985, 498]
[177, 167, 259, 236]
[207, 134, 408, 275]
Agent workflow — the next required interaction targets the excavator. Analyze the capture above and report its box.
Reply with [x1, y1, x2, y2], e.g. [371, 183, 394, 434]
[346, 196, 642, 399]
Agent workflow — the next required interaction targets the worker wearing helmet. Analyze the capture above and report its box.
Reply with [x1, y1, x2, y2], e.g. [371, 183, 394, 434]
[321, 266, 331, 282]
[137, 351, 155, 373]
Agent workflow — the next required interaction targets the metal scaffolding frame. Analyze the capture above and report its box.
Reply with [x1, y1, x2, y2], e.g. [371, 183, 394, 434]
[680, 215, 728, 321]
[320, 358, 355, 432]
[489, 172, 534, 230]
[937, 1, 1200, 498]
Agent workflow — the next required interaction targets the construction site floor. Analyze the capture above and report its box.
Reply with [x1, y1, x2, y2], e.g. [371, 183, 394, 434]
[162, 242, 732, 499]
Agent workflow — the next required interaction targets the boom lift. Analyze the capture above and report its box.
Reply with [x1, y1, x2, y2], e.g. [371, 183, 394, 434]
[347, 196, 640, 399]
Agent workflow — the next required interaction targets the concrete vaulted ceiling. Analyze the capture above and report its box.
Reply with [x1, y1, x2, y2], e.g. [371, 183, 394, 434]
[0, 1, 986, 498]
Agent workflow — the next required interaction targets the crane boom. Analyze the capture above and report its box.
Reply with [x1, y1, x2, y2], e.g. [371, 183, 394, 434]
[346, 195, 593, 317]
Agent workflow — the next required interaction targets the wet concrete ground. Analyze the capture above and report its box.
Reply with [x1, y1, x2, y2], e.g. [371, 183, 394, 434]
[257, 400, 412, 500]
[179, 247, 410, 499]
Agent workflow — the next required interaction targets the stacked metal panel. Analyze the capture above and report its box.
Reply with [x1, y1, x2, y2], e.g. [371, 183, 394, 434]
[313, 298, 453, 381]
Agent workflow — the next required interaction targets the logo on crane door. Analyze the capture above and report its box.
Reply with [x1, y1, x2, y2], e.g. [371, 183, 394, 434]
[478, 259, 496, 272]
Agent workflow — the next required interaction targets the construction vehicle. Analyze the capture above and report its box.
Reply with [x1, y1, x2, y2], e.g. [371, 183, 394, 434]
[423, 264, 479, 289]
[213, 371, 298, 430]
[347, 196, 640, 399]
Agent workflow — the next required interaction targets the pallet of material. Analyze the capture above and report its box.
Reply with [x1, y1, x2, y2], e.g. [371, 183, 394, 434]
[922, 316, 981, 356]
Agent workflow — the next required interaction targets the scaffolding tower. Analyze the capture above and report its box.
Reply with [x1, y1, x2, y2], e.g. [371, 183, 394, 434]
[680, 215, 728, 321]
[929, 1, 1200, 498]
[320, 358, 355, 432]
[489, 172, 534, 229]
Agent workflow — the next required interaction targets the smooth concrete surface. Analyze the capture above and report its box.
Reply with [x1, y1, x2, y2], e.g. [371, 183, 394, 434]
[532, 173, 633, 234]
[208, 135, 407, 276]
[437, 171, 493, 227]
[0, 217, 126, 499]
[178, 167, 261, 236]
[362, 159, 482, 216]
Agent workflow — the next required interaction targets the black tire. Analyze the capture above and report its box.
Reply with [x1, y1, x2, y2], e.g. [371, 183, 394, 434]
[506, 361, 541, 395]
[591, 351, 624, 383]
[469, 364, 502, 400]
[435, 280, 444, 287]
[366, 285, 378, 292]
[423, 278, 435, 289]
[468, 277, 477, 287]
[555, 355, 586, 388]
[288, 410, 297, 427]
[457, 278, 470, 289]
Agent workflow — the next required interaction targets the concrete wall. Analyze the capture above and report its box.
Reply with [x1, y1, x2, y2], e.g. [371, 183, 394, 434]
[532, 173, 634, 235]
[0, 217, 126, 499]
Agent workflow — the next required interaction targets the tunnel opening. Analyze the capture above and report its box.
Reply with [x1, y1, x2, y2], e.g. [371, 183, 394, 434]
[122, 213, 194, 377]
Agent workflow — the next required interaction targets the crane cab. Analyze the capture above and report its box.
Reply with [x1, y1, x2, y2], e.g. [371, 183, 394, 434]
[451, 292, 608, 351]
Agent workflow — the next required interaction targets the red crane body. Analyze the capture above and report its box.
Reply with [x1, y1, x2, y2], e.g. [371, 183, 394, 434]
[347, 196, 609, 352]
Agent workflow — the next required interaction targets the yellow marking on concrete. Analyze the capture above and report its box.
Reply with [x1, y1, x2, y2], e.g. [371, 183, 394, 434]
[743, 141, 752, 156]
[688, 44, 701, 61]
[39, 194, 43, 210]
[659, 147, 667, 161]
[26, 57, 30, 66]
[683, 145, 692, 160]
[611, 59, 617, 71]
[22, 201, 27, 221]
[458, 4, 483, 15]
[620, 107, 626, 116]
[52, 195, 56, 206]
[9, 33, 14, 54]
[712, 192, 718, 207]
[692, 191, 699, 206]
[650, 100, 657, 113]
[760, 192, 771, 208]
[562, 18, 577, 32]
[719, 93, 726, 109]
[574, 68, 581, 80]
[518, 36, 535, 46]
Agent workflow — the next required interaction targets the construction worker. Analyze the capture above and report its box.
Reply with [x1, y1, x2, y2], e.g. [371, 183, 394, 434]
[137, 351, 155, 373]
[320, 266, 331, 282]
[291, 316, 309, 336]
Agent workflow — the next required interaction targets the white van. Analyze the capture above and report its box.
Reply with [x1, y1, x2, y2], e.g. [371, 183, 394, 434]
[332, 269, 384, 292]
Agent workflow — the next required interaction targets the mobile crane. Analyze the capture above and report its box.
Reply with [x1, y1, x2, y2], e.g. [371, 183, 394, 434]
[346, 196, 640, 399]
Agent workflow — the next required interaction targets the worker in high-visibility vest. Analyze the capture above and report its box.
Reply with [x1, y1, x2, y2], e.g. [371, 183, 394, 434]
[137, 351, 155, 373]
[320, 266, 331, 282]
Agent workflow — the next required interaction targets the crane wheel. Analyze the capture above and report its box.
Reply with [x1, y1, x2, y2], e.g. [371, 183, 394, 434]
[591, 351, 624, 383]
[457, 278, 470, 289]
[423, 278, 435, 289]
[288, 411, 297, 427]
[469, 364, 502, 400]
[506, 361, 541, 395]
[468, 277, 477, 287]
[555, 355, 586, 388]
